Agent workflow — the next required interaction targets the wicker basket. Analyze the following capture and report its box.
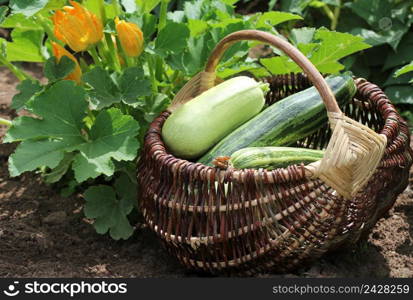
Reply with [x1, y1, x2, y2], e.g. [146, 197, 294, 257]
[137, 30, 413, 275]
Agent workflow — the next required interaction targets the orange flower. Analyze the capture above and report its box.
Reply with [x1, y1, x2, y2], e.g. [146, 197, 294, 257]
[52, 0, 103, 52]
[52, 42, 82, 83]
[115, 17, 144, 57]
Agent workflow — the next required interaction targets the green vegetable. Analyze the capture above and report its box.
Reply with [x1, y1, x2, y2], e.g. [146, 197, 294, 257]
[198, 74, 356, 165]
[226, 147, 324, 170]
[162, 76, 268, 159]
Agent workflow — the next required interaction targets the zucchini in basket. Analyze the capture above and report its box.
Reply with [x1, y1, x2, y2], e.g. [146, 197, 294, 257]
[162, 76, 269, 159]
[198, 74, 356, 166]
[213, 147, 324, 170]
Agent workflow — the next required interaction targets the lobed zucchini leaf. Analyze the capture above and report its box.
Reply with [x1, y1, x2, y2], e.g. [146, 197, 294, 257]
[84, 175, 136, 240]
[11, 79, 42, 111]
[5, 81, 140, 183]
[83, 66, 151, 109]
[261, 28, 371, 74]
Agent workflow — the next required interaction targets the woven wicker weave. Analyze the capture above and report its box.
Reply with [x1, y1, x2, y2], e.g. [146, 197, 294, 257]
[137, 30, 413, 275]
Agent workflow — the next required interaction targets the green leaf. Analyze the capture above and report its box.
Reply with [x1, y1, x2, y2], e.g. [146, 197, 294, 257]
[0, 6, 8, 24]
[211, 0, 234, 19]
[349, 0, 392, 27]
[280, 0, 312, 15]
[248, 67, 271, 78]
[184, 0, 203, 20]
[261, 29, 371, 75]
[261, 56, 299, 75]
[5, 81, 87, 142]
[290, 27, 316, 45]
[119, 67, 151, 105]
[60, 180, 77, 197]
[221, 0, 240, 5]
[84, 185, 134, 240]
[83, 67, 120, 109]
[72, 108, 139, 182]
[136, 0, 161, 13]
[351, 28, 388, 47]
[401, 110, 413, 128]
[167, 34, 210, 76]
[83, 67, 151, 108]
[6, 81, 87, 176]
[309, 29, 371, 73]
[141, 93, 170, 123]
[385, 71, 412, 86]
[7, 82, 139, 181]
[188, 19, 208, 37]
[391, 1, 412, 24]
[44, 56, 75, 82]
[1, 13, 42, 30]
[84, 185, 116, 219]
[72, 154, 100, 183]
[41, 0, 67, 10]
[8, 139, 75, 177]
[11, 79, 42, 110]
[395, 62, 413, 78]
[208, 21, 251, 63]
[256, 11, 303, 28]
[44, 152, 75, 184]
[385, 85, 413, 104]
[120, 0, 137, 13]
[351, 20, 409, 50]
[114, 173, 136, 214]
[103, 0, 121, 19]
[167, 11, 185, 23]
[155, 22, 190, 56]
[217, 62, 261, 78]
[9, 0, 48, 17]
[383, 33, 413, 71]
[6, 28, 44, 62]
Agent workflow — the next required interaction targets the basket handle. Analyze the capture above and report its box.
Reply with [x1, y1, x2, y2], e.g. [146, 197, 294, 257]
[204, 29, 341, 114]
[202, 30, 386, 199]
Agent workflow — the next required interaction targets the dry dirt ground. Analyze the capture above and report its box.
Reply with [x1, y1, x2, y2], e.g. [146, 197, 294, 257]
[0, 65, 412, 278]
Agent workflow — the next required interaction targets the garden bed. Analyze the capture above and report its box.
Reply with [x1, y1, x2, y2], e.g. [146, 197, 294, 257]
[1, 65, 412, 278]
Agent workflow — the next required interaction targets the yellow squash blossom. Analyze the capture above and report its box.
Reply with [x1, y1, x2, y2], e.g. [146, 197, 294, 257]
[115, 17, 144, 57]
[52, 42, 82, 83]
[53, 0, 103, 52]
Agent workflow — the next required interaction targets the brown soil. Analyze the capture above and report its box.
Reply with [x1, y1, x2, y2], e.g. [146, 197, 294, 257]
[0, 65, 412, 278]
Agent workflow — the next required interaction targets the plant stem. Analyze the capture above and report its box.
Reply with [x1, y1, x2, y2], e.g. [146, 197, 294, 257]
[89, 46, 102, 66]
[97, 41, 111, 67]
[158, 0, 170, 32]
[331, 1, 342, 31]
[104, 33, 121, 72]
[114, 37, 133, 68]
[147, 55, 158, 93]
[0, 55, 33, 81]
[0, 117, 12, 127]
[322, 5, 335, 26]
